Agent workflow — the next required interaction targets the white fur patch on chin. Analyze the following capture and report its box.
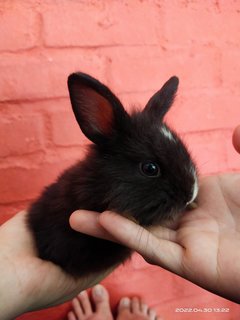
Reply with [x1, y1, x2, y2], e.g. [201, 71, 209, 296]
[187, 167, 198, 205]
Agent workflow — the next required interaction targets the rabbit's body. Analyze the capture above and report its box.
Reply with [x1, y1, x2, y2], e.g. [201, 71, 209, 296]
[28, 149, 131, 276]
[27, 73, 198, 277]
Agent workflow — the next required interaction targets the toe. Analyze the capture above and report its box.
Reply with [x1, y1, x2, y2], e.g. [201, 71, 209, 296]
[92, 284, 112, 315]
[68, 311, 77, 320]
[141, 302, 148, 315]
[117, 297, 132, 319]
[132, 297, 141, 314]
[77, 290, 92, 316]
[148, 308, 157, 320]
[118, 297, 131, 313]
[72, 297, 84, 318]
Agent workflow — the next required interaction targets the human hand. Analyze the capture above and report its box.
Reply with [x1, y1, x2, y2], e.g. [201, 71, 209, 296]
[70, 125, 240, 304]
[0, 211, 113, 320]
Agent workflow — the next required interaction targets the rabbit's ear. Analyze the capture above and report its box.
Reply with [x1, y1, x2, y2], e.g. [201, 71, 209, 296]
[144, 76, 179, 121]
[68, 73, 128, 144]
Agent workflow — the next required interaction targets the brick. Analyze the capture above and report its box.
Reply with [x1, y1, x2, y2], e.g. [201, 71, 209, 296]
[0, 114, 45, 157]
[0, 202, 29, 222]
[0, 209, 15, 224]
[119, 90, 240, 134]
[102, 46, 221, 94]
[226, 130, 240, 171]
[50, 111, 88, 146]
[0, 50, 106, 101]
[0, 1, 39, 51]
[0, 98, 88, 150]
[227, 152, 240, 172]
[219, 0, 240, 12]
[165, 91, 240, 132]
[221, 50, 240, 90]
[105, 262, 179, 308]
[0, 144, 84, 170]
[130, 253, 149, 270]
[0, 161, 75, 204]
[42, 1, 163, 47]
[0, 98, 70, 115]
[118, 91, 154, 113]
[162, 1, 240, 48]
[182, 130, 230, 175]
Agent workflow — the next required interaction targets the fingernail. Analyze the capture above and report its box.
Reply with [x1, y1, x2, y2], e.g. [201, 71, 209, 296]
[71, 210, 79, 214]
[120, 297, 130, 307]
[102, 210, 113, 215]
[93, 284, 103, 297]
[73, 209, 90, 215]
[74, 210, 84, 214]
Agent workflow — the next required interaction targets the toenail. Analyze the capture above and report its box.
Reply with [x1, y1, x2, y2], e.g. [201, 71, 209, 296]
[79, 290, 87, 296]
[149, 309, 157, 317]
[141, 303, 148, 313]
[93, 284, 103, 297]
[120, 297, 130, 307]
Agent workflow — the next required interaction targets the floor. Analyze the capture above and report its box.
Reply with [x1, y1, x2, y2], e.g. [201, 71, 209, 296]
[17, 252, 240, 320]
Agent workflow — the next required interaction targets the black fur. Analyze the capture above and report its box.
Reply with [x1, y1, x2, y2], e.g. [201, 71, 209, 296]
[27, 73, 197, 277]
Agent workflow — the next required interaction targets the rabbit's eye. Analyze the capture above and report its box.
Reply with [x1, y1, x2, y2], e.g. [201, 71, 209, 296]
[140, 161, 160, 177]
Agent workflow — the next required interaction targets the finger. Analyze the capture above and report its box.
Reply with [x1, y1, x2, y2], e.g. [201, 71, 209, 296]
[70, 210, 184, 274]
[70, 210, 177, 243]
[69, 210, 116, 242]
[232, 125, 240, 154]
[148, 225, 177, 242]
[99, 211, 184, 275]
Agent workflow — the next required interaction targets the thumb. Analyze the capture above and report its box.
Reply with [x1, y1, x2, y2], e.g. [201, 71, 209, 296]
[232, 125, 240, 154]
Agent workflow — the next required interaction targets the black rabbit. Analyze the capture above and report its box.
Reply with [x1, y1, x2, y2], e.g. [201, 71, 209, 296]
[27, 72, 198, 277]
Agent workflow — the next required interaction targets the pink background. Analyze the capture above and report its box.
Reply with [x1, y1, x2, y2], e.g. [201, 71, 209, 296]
[0, 1, 240, 319]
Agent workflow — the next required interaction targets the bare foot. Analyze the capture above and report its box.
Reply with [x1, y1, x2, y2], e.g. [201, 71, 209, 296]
[67, 284, 113, 320]
[116, 297, 161, 320]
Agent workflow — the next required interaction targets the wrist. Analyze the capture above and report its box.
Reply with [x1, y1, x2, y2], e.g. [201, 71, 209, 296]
[0, 253, 29, 319]
[0, 293, 27, 320]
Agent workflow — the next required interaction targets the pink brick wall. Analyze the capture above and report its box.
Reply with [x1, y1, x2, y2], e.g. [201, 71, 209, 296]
[1, 0, 240, 219]
[0, 1, 240, 319]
